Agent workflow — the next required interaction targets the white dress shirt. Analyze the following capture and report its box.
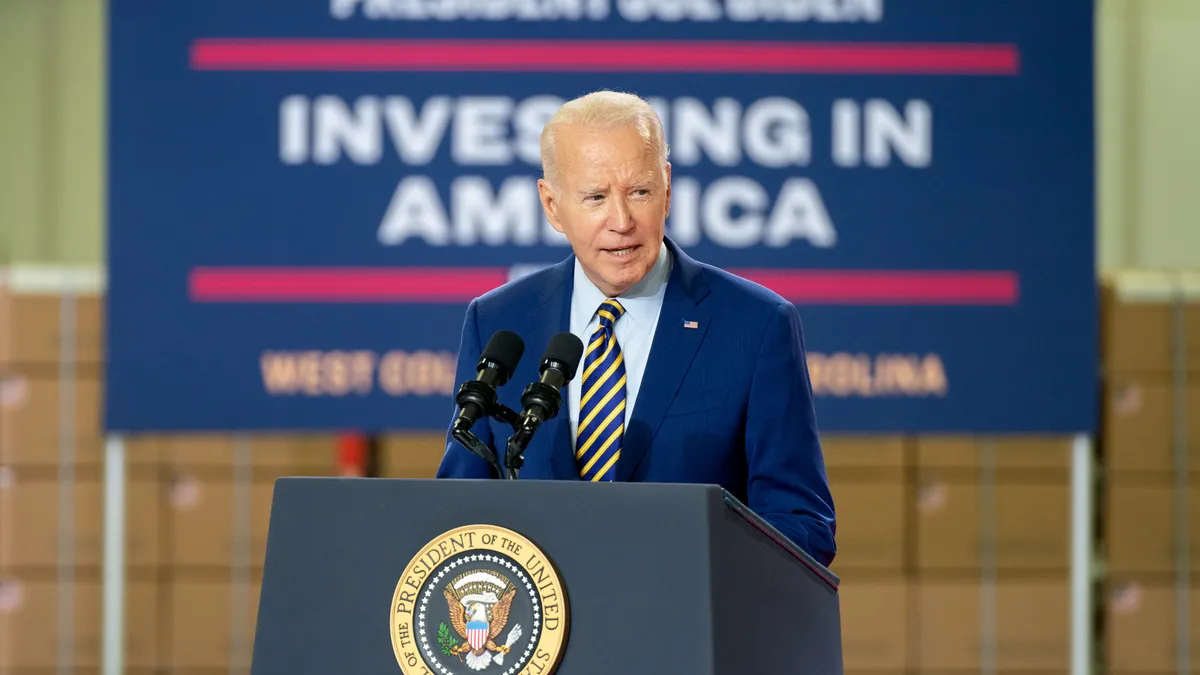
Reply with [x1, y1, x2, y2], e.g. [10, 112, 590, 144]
[567, 241, 672, 445]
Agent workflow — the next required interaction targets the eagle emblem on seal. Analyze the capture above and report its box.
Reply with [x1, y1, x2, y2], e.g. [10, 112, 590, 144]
[441, 570, 524, 671]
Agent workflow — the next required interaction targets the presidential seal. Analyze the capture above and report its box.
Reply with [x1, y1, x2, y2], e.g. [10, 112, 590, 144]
[391, 524, 569, 675]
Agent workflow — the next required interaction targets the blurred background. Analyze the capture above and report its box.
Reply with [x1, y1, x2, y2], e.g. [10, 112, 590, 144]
[1, 0, 1198, 674]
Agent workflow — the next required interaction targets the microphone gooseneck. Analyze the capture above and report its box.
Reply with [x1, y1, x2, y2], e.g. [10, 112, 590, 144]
[505, 332, 585, 479]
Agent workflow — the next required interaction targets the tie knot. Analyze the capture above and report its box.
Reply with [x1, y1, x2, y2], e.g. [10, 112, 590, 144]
[596, 298, 625, 328]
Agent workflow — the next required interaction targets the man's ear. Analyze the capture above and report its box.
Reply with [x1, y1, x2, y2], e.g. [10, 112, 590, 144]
[537, 178, 565, 234]
[663, 162, 672, 219]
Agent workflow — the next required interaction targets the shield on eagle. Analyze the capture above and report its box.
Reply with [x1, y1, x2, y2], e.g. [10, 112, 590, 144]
[466, 619, 488, 652]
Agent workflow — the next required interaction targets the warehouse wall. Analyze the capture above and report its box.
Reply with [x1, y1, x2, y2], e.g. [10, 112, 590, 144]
[0, 0, 105, 266]
[1, 0, 1199, 271]
[1097, 0, 1200, 271]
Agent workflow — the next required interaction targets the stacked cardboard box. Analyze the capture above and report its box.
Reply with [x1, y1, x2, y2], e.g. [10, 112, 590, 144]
[1101, 273, 1200, 673]
[825, 434, 1075, 675]
[379, 433, 448, 479]
[0, 282, 153, 671]
[0, 280, 348, 673]
[148, 432, 338, 671]
[823, 435, 910, 675]
[915, 436, 1073, 674]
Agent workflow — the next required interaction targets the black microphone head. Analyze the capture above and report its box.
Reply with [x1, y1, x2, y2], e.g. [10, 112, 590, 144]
[478, 330, 524, 384]
[541, 332, 585, 381]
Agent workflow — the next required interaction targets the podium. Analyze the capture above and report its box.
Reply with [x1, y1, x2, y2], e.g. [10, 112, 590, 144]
[250, 477, 843, 674]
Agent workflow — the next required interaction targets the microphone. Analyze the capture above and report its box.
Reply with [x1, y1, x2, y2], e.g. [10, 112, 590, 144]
[504, 332, 584, 477]
[520, 332, 585, 424]
[452, 330, 524, 436]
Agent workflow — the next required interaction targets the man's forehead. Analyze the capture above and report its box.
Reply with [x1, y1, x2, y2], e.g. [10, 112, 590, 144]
[557, 124, 647, 156]
[555, 126, 657, 182]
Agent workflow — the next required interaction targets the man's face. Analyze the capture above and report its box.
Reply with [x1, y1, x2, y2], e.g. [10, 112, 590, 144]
[538, 124, 671, 298]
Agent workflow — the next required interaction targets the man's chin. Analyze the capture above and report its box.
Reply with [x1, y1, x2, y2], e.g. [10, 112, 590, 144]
[600, 266, 652, 296]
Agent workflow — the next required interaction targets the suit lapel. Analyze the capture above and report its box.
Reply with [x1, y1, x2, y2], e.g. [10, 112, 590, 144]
[616, 240, 711, 481]
[530, 257, 581, 480]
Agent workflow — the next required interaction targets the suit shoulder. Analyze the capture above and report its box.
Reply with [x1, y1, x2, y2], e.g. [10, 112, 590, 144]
[695, 261, 793, 316]
[470, 262, 564, 318]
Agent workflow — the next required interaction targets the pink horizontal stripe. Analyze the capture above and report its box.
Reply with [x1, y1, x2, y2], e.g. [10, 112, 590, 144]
[189, 267, 1018, 305]
[189, 267, 509, 302]
[736, 269, 1018, 305]
[189, 39, 1020, 75]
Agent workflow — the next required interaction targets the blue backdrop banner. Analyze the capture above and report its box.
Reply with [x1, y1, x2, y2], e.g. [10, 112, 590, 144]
[106, 0, 1096, 434]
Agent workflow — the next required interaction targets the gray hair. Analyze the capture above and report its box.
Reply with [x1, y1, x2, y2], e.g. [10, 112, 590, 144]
[540, 90, 670, 186]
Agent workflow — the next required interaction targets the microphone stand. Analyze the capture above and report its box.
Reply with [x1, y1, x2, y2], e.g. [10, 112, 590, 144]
[452, 357, 571, 481]
[492, 404, 524, 480]
[501, 378, 564, 481]
[503, 418, 537, 481]
[451, 402, 523, 480]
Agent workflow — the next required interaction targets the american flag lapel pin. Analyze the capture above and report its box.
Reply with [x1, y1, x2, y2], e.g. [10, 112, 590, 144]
[683, 320, 698, 329]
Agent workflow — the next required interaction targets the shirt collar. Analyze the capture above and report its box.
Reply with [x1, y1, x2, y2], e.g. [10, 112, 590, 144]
[572, 240, 672, 328]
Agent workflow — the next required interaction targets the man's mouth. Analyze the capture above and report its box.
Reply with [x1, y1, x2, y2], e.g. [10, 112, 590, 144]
[604, 245, 638, 258]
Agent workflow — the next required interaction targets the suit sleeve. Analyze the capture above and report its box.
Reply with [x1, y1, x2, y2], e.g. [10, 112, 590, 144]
[435, 299, 499, 479]
[744, 301, 837, 567]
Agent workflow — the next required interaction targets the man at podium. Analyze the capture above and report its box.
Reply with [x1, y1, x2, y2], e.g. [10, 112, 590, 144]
[436, 90, 837, 568]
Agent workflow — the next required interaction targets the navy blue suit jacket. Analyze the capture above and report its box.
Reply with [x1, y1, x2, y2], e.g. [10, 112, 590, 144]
[435, 238, 837, 567]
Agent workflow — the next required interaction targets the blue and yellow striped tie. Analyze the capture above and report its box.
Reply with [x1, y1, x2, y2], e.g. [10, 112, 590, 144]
[576, 298, 627, 481]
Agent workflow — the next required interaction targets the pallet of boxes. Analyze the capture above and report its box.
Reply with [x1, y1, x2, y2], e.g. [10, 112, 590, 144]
[1101, 270, 1200, 674]
[0, 272, 344, 672]
[823, 430, 1078, 674]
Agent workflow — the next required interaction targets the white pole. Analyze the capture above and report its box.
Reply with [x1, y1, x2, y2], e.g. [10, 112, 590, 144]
[1070, 433, 1093, 675]
[979, 438, 997, 675]
[58, 286, 77, 675]
[1171, 285, 1189, 675]
[102, 435, 126, 675]
[230, 436, 253, 673]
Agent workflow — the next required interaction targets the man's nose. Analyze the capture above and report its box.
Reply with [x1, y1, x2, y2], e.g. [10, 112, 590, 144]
[609, 197, 635, 232]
